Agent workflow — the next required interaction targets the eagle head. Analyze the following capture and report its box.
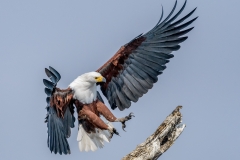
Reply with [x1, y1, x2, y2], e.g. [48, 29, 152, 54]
[81, 72, 106, 84]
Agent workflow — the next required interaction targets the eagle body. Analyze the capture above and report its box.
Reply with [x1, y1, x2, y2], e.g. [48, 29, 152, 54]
[48, 72, 115, 152]
[43, 0, 198, 155]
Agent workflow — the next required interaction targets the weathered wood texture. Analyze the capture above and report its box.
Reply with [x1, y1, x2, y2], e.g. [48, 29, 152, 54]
[122, 106, 185, 160]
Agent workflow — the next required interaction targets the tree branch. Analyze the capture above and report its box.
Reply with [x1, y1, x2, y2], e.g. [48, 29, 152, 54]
[122, 106, 185, 160]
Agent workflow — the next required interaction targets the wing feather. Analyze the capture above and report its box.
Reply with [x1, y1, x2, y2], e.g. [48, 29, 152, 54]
[45, 68, 58, 84]
[130, 55, 162, 78]
[142, 36, 188, 46]
[43, 79, 55, 90]
[97, 91, 104, 103]
[118, 75, 138, 102]
[97, 0, 197, 110]
[112, 78, 131, 108]
[49, 66, 61, 82]
[127, 66, 152, 89]
[125, 69, 148, 94]
[130, 58, 159, 83]
[45, 88, 52, 97]
[43, 67, 75, 154]
[128, 64, 154, 87]
[111, 81, 126, 110]
[122, 71, 143, 98]
[154, 0, 187, 32]
[162, 8, 197, 32]
[134, 52, 169, 65]
[158, 18, 197, 37]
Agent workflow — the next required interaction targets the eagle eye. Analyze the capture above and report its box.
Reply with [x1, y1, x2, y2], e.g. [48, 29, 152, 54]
[95, 77, 98, 79]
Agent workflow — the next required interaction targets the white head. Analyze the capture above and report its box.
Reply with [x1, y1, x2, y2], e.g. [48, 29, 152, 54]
[69, 71, 106, 91]
[69, 72, 106, 103]
[79, 72, 106, 83]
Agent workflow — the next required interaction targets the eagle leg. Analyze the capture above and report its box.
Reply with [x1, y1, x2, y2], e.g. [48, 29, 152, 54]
[95, 100, 117, 122]
[79, 104, 119, 138]
[95, 100, 134, 131]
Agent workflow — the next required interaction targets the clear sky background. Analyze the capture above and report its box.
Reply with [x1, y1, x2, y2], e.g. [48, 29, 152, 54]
[0, 0, 239, 159]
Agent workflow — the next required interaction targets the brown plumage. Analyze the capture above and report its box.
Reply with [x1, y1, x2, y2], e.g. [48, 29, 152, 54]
[78, 100, 117, 130]
[50, 88, 73, 118]
[49, 88, 118, 132]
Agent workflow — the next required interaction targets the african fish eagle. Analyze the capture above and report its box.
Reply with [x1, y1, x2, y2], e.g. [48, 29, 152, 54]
[43, 0, 197, 154]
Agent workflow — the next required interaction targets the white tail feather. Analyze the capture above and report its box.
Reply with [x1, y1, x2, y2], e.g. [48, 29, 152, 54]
[77, 122, 113, 152]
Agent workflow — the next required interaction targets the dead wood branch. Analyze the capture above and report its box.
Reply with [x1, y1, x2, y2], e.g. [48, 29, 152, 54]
[122, 106, 185, 160]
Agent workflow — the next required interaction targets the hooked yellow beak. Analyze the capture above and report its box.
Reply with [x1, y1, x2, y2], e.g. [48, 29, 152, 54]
[95, 76, 106, 83]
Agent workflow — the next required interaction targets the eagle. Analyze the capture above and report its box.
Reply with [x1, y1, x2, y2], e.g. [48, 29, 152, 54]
[43, 0, 197, 155]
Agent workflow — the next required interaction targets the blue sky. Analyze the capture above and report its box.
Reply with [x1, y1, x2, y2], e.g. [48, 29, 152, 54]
[0, 0, 239, 159]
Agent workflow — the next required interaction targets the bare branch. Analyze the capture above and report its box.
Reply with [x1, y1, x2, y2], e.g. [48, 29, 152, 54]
[122, 106, 185, 160]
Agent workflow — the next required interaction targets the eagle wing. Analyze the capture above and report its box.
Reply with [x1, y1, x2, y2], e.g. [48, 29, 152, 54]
[97, 0, 198, 110]
[44, 67, 75, 154]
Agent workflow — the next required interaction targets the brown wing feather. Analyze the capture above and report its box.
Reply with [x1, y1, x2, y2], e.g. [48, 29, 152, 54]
[50, 87, 74, 118]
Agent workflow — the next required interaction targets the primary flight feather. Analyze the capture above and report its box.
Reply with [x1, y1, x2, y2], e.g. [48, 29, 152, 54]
[43, 0, 197, 154]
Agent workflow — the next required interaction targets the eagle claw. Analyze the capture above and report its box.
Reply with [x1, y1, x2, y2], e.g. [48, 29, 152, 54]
[109, 128, 120, 139]
[121, 112, 135, 131]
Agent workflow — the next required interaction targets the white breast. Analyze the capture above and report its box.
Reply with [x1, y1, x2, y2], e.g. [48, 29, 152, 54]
[69, 77, 97, 104]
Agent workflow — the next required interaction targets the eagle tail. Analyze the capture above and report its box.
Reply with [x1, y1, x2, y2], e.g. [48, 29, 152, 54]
[77, 122, 113, 152]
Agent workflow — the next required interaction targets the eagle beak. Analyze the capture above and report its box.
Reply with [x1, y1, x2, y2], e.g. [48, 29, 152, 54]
[96, 76, 106, 83]
[102, 77, 106, 83]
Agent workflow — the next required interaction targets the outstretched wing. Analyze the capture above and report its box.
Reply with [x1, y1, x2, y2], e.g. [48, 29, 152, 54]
[97, 0, 198, 110]
[44, 67, 75, 154]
